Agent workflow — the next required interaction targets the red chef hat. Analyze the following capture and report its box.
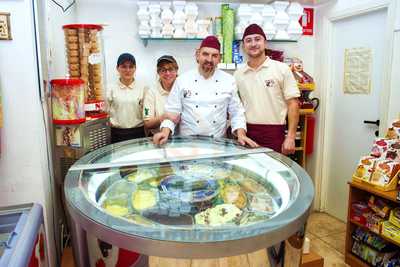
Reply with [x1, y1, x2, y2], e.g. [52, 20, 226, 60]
[199, 36, 221, 51]
[242, 24, 266, 40]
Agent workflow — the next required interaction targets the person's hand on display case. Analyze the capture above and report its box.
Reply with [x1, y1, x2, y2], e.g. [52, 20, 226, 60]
[236, 128, 259, 148]
[153, 127, 171, 145]
[281, 136, 296, 155]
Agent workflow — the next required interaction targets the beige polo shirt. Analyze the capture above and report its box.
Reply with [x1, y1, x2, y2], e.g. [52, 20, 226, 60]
[143, 81, 170, 121]
[106, 79, 147, 129]
[234, 57, 300, 125]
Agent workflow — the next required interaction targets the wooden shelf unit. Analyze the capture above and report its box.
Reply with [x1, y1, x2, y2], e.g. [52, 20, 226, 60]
[288, 83, 316, 168]
[289, 110, 314, 168]
[345, 181, 400, 267]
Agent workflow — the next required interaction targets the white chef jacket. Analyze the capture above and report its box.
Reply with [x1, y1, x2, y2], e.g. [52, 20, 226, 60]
[160, 68, 247, 138]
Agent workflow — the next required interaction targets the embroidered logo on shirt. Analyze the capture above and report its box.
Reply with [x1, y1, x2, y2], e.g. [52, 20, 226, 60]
[144, 107, 149, 116]
[265, 79, 275, 87]
[183, 89, 192, 98]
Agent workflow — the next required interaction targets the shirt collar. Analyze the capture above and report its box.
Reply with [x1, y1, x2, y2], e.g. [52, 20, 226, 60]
[196, 68, 219, 81]
[244, 56, 271, 73]
[118, 80, 135, 89]
[157, 80, 170, 96]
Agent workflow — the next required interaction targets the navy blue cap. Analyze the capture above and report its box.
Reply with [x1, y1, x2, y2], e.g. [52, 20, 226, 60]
[117, 53, 136, 66]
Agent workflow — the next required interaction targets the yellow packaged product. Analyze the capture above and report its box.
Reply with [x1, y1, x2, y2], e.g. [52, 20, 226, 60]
[352, 156, 378, 182]
[381, 220, 400, 244]
[389, 208, 400, 229]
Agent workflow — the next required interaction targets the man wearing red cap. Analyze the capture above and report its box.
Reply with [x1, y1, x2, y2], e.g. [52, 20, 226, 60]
[234, 24, 300, 154]
[153, 36, 257, 147]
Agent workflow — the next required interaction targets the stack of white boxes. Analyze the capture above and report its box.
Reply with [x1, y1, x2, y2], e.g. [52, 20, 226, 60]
[137, 1, 150, 38]
[138, 1, 211, 39]
[161, 2, 174, 38]
[172, 1, 186, 38]
[184, 3, 198, 38]
[149, 3, 162, 38]
[235, 1, 304, 41]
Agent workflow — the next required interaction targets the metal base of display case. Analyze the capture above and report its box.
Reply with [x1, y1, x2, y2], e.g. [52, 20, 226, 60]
[68, 223, 306, 267]
[148, 233, 307, 267]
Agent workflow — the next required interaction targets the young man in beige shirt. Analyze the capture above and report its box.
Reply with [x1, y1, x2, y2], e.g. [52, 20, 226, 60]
[234, 24, 300, 154]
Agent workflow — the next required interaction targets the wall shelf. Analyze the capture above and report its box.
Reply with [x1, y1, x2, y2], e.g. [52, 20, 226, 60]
[140, 37, 297, 47]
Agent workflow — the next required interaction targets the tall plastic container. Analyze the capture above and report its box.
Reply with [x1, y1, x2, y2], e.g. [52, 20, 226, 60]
[51, 78, 85, 125]
[63, 24, 107, 120]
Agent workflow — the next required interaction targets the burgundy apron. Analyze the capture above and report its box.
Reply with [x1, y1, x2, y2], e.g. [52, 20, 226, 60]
[247, 123, 285, 153]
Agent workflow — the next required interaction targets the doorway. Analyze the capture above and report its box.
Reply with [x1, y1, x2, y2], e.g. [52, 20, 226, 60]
[323, 8, 388, 221]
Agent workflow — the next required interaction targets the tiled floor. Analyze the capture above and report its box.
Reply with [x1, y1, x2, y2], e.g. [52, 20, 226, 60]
[62, 212, 349, 267]
[307, 212, 349, 267]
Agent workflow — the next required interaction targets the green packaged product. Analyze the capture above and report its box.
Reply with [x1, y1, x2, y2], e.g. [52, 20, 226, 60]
[222, 8, 234, 63]
[213, 17, 222, 36]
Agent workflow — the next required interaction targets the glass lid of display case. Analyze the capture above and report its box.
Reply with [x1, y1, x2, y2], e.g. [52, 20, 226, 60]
[65, 136, 314, 243]
[69, 136, 271, 171]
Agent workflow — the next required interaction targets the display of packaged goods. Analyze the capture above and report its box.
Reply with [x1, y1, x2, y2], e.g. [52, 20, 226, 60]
[368, 195, 391, 218]
[352, 227, 393, 252]
[370, 160, 400, 187]
[385, 257, 400, 267]
[389, 208, 400, 229]
[353, 156, 379, 182]
[370, 138, 398, 158]
[386, 139, 400, 160]
[350, 201, 370, 226]
[287, 57, 315, 90]
[366, 213, 384, 234]
[63, 24, 107, 119]
[392, 120, 400, 138]
[352, 240, 397, 266]
[50, 79, 85, 125]
[386, 127, 399, 139]
[382, 221, 400, 244]
[232, 40, 242, 64]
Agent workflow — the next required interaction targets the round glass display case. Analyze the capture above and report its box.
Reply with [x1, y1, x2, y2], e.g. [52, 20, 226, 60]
[64, 136, 314, 265]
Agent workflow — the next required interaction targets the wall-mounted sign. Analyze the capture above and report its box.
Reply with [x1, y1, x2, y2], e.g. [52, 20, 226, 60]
[0, 12, 12, 40]
[300, 8, 314, 36]
[343, 47, 372, 94]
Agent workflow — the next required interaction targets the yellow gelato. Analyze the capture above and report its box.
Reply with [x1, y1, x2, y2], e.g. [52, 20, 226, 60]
[132, 189, 157, 211]
[103, 204, 129, 217]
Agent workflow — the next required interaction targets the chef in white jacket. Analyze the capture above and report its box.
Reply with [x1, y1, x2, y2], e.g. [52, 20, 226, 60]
[153, 36, 258, 148]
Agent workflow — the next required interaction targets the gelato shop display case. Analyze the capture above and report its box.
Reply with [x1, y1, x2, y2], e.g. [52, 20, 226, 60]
[64, 136, 314, 266]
